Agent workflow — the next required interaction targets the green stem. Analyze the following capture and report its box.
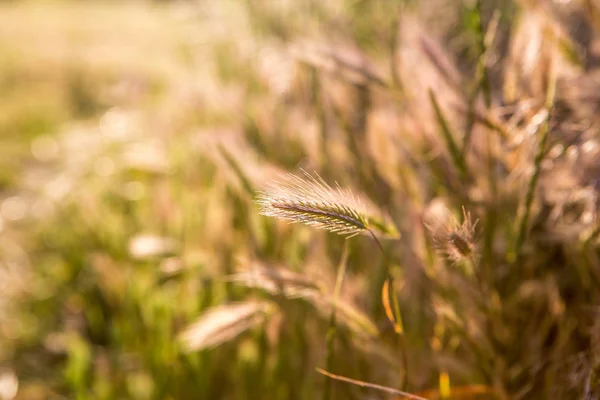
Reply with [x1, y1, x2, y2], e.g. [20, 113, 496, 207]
[474, 0, 497, 273]
[429, 90, 469, 183]
[514, 66, 556, 261]
[474, 0, 491, 109]
[462, 6, 499, 155]
[323, 241, 349, 400]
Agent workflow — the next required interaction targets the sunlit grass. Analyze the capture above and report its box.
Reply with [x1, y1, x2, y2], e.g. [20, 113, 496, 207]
[1, 1, 600, 399]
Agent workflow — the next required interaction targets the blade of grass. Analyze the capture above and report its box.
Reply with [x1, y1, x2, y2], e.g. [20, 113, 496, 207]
[429, 90, 469, 182]
[474, 0, 493, 108]
[513, 60, 557, 261]
[382, 279, 401, 334]
[474, 4, 501, 271]
[218, 144, 256, 197]
[462, 7, 499, 155]
[369, 230, 408, 390]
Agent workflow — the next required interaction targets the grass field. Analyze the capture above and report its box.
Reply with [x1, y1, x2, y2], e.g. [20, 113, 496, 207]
[1, 0, 600, 399]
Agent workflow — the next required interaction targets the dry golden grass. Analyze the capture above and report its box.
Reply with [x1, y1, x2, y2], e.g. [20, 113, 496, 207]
[179, 301, 276, 351]
[1, 0, 600, 399]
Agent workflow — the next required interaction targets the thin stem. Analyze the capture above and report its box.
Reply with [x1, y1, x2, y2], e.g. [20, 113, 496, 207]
[514, 64, 556, 261]
[462, 8, 499, 155]
[316, 368, 427, 400]
[474, 3, 499, 273]
[462, 86, 481, 159]
[429, 90, 469, 183]
[368, 229, 409, 390]
[474, 0, 492, 109]
[323, 241, 349, 400]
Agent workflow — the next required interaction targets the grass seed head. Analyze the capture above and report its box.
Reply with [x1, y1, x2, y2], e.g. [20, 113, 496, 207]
[256, 170, 398, 238]
[424, 202, 479, 265]
[179, 301, 275, 352]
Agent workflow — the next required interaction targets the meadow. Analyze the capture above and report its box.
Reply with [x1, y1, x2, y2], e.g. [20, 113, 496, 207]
[1, 0, 599, 399]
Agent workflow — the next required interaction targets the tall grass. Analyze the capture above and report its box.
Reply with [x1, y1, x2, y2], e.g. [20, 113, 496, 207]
[1, 0, 600, 399]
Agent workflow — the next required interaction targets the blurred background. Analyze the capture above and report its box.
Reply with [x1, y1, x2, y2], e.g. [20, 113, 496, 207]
[1, 0, 600, 399]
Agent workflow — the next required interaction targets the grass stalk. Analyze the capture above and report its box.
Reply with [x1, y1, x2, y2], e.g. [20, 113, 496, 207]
[317, 368, 427, 400]
[462, 7, 499, 155]
[474, 3, 499, 270]
[323, 242, 349, 400]
[429, 90, 469, 182]
[474, 0, 492, 109]
[514, 63, 556, 261]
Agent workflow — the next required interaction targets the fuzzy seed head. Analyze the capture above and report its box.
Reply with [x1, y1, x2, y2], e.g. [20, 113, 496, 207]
[256, 170, 398, 238]
[424, 203, 479, 265]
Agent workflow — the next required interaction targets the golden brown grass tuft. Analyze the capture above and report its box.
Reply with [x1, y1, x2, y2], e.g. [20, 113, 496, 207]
[228, 261, 320, 299]
[424, 203, 479, 267]
[256, 170, 398, 238]
[179, 301, 276, 352]
[229, 262, 379, 338]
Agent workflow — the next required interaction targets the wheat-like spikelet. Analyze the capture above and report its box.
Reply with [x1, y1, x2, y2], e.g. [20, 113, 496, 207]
[178, 301, 275, 351]
[228, 262, 379, 337]
[256, 170, 397, 238]
[227, 261, 320, 299]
